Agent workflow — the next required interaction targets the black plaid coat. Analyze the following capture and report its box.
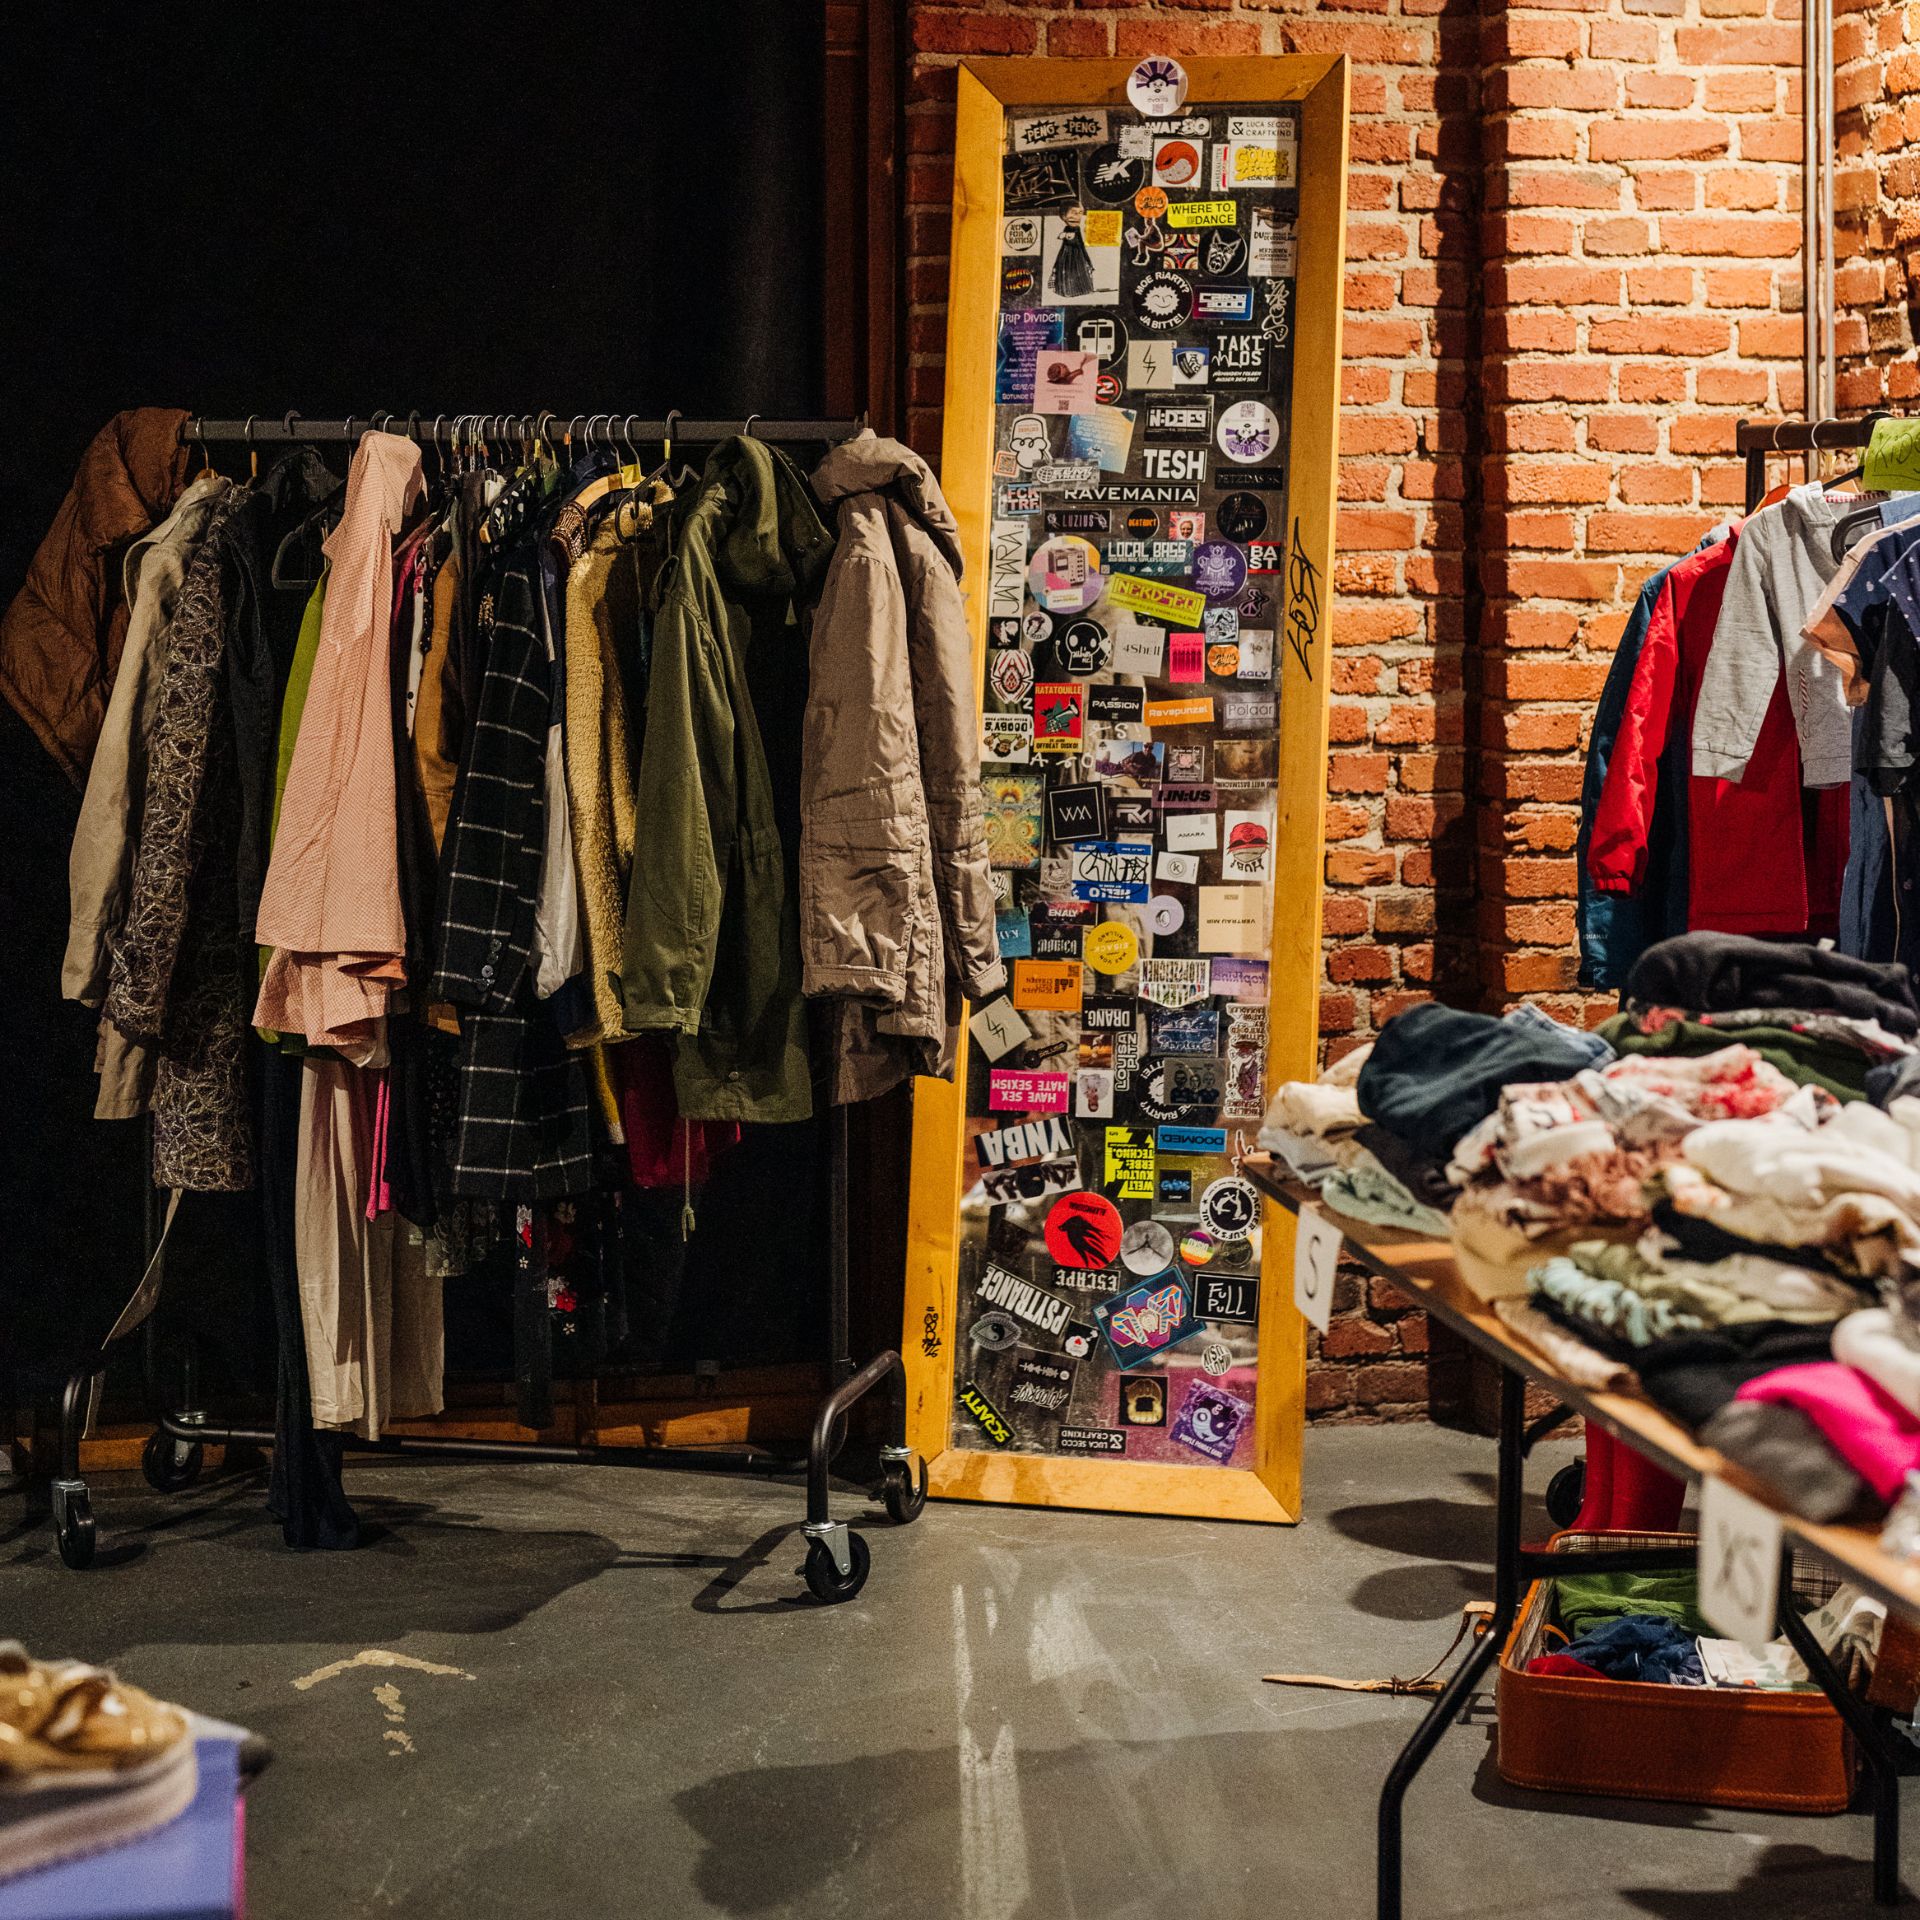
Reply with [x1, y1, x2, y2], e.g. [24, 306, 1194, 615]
[431, 561, 591, 1200]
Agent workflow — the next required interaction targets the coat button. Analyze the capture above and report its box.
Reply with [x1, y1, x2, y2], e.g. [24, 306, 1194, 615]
[727, 1070, 742, 1082]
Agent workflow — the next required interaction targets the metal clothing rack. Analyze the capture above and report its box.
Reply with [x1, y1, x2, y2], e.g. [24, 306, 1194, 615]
[1737, 412, 1889, 514]
[43, 408, 924, 1604]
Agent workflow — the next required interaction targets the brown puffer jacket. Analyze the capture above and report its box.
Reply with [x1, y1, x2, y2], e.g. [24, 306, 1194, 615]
[1, 408, 191, 786]
[806, 431, 1004, 1104]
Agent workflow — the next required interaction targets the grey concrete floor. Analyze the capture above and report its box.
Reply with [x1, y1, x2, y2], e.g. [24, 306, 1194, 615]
[1, 1425, 1912, 1918]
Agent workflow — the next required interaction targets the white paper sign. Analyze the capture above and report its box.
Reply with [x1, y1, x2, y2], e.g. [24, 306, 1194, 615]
[988, 519, 1028, 620]
[1293, 1202, 1340, 1332]
[968, 997, 1032, 1063]
[1699, 1476, 1783, 1647]
[1156, 851, 1200, 884]
[1163, 811, 1218, 853]
[1112, 620, 1165, 677]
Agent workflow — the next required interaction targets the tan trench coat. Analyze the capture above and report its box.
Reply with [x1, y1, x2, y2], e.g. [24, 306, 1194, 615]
[805, 433, 1004, 1104]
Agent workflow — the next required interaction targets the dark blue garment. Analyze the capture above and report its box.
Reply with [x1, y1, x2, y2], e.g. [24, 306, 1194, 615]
[1577, 548, 1709, 990]
[1841, 705, 1896, 961]
[1563, 1614, 1705, 1686]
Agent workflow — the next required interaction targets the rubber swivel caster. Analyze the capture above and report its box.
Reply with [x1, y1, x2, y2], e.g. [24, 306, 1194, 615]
[802, 1523, 871, 1602]
[1545, 1460, 1586, 1531]
[142, 1431, 204, 1494]
[53, 1481, 96, 1570]
[879, 1449, 928, 1526]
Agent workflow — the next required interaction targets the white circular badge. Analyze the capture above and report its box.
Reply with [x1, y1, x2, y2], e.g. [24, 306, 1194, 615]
[1120, 1218, 1177, 1278]
[1217, 401, 1282, 466]
[1127, 54, 1190, 117]
[1199, 1175, 1260, 1242]
[1147, 894, 1185, 936]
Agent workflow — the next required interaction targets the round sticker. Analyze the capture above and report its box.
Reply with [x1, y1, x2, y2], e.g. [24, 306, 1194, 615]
[1003, 215, 1041, 255]
[1132, 184, 1169, 220]
[1203, 230, 1248, 277]
[1028, 535, 1105, 615]
[1084, 919, 1138, 976]
[1132, 270, 1194, 333]
[1057, 619, 1111, 676]
[1192, 541, 1249, 601]
[1201, 1340, 1234, 1377]
[970, 1311, 1022, 1352]
[1094, 371, 1124, 405]
[1046, 1191, 1124, 1270]
[1023, 608, 1056, 645]
[1180, 1227, 1217, 1267]
[1200, 1175, 1260, 1242]
[1124, 506, 1159, 538]
[1207, 643, 1241, 677]
[1146, 894, 1185, 937]
[1074, 311, 1130, 366]
[1121, 1219, 1178, 1278]
[1084, 143, 1149, 206]
[988, 648, 1035, 705]
[1127, 54, 1190, 118]
[1153, 140, 1202, 189]
[1217, 491, 1268, 541]
[1218, 400, 1282, 466]
[1002, 263, 1037, 304]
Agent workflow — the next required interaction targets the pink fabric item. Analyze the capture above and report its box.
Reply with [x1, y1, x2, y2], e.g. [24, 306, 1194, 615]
[1527, 1653, 1609, 1680]
[1735, 1361, 1920, 1503]
[253, 433, 425, 1060]
[366, 1070, 392, 1222]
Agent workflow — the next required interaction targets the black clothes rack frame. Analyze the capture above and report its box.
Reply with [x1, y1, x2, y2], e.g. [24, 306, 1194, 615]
[42, 410, 927, 1604]
[1738, 412, 1890, 514]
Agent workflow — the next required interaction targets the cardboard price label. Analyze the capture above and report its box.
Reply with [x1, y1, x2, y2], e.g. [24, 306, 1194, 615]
[1292, 1202, 1340, 1333]
[1698, 1476, 1783, 1647]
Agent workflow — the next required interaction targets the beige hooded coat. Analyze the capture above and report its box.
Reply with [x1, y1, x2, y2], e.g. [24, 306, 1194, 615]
[806, 433, 1004, 1103]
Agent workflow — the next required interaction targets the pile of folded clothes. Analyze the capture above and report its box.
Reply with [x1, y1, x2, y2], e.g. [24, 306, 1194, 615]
[1525, 1567, 1890, 1693]
[1262, 932, 1920, 1532]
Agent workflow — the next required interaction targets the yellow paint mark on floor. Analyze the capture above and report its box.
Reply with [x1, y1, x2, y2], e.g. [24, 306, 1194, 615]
[291, 1649, 473, 1691]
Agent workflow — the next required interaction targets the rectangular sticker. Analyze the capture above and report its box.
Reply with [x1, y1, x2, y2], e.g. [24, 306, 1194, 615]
[1250, 208, 1298, 278]
[1046, 783, 1106, 844]
[978, 1259, 1073, 1338]
[1145, 398, 1214, 440]
[1110, 621, 1166, 677]
[1045, 507, 1108, 534]
[1033, 348, 1099, 414]
[980, 1155, 1081, 1206]
[1157, 782, 1218, 812]
[1033, 682, 1085, 752]
[1057, 1426, 1126, 1456]
[1029, 899, 1094, 959]
[1137, 957, 1211, 1009]
[1156, 850, 1200, 884]
[988, 519, 1029, 619]
[1141, 446, 1207, 484]
[1145, 696, 1214, 727]
[1162, 811, 1218, 854]
[1237, 629, 1275, 680]
[1211, 331, 1269, 389]
[1167, 633, 1206, 682]
[1088, 683, 1145, 726]
[983, 768, 1043, 871]
[1196, 284, 1254, 322]
[1012, 959, 1084, 1012]
[1211, 957, 1269, 1002]
[1126, 340, 1211, 391]
[996, 310, 1064, 405]
[974, 1115, 1074, 1168]
[989, 1070, 1070, 1113]
[958, 1379, 1014, 1446]
[1010, 1352, 1077, 1415]
[1198, 884, 1265, 953]
[967, 996, 1031, 1063]
[1198, 1273, 1259, 1325]
[1083, 997, 1137, 1033]
[1169, 1380, 1253, 1464]
[1074, 1067, 1115, 1119]
[1069, 841, 1153, 903]
[1094, 1272, 1205, 1367]
[1066, 407, 1136, 473]
[1104, 1126, 1157, 1200]
[993, 907, 1030, 958]
[1158, 1125, 1229, 1156]
[1010, 109, 1108, 152]
[1157, 1168, 1193, 1205]
[1149, 1005, 1219, 1055]
[1223, 808, 1272, 881]
[981, 711, 1033, 763]
[1165, 198, 1238, 229]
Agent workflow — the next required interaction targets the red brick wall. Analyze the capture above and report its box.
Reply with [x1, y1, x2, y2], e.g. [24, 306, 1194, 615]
[901, 0, 1805, 1418]
[1835, 0, 1920, 403]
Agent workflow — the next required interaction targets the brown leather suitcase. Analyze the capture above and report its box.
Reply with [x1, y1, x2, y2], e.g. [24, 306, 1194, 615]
[1496, 1530, 1857, 1814]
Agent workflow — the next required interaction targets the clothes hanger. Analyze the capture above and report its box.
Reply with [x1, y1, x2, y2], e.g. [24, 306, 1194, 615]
[269, 413, 346, 589]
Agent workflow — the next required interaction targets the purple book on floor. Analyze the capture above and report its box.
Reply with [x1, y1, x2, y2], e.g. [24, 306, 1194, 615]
[0, 1735, 243, 1920]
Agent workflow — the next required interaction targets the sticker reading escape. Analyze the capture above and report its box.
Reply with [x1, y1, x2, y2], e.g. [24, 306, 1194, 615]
[1045, 1191, 1125, 1271]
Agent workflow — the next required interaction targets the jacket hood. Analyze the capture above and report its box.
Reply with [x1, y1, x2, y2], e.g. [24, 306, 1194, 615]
[705, 434, 835, 604]
[811, 430, 964, 581]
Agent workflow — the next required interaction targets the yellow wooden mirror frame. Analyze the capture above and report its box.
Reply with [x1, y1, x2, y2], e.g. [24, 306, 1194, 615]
[900, 53, 1351, 1523]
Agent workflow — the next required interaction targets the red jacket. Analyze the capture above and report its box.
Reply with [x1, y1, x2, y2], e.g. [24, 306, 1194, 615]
[1589, 528, 1848, 938]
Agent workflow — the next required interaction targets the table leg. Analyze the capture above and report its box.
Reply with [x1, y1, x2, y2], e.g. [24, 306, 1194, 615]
[1775, 1552, 1904, 1906]
[1377, 1370, 1527, 1920]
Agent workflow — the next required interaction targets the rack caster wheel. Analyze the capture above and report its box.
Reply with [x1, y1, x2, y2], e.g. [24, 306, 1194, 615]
[142, 1431, 204, 1494]
[1545, 1461, 1586, 1531]
[880, 1452, 927, 1525]
[53, 1483, 96, 1570]
[802, 1526, 871, 1603]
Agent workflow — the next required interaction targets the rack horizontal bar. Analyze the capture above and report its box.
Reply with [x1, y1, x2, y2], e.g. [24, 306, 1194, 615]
[180, 414, 865, 447]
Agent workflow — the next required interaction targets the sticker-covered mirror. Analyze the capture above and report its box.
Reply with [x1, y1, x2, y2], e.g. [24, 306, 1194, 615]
[904, 54, 1351, 1523]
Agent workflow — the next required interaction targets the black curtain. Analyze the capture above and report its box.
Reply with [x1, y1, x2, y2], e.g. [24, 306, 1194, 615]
[0, 2, 826, 1392]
